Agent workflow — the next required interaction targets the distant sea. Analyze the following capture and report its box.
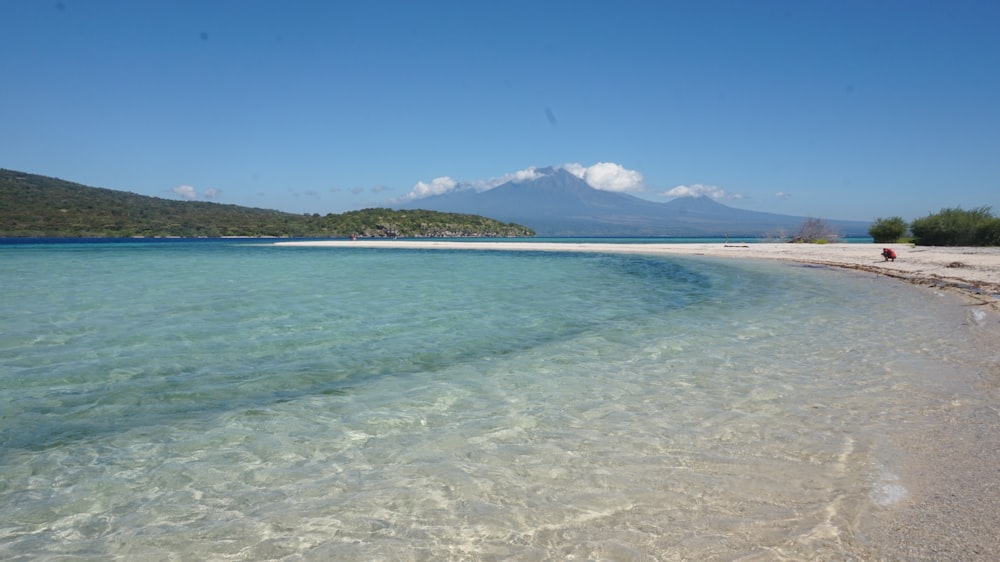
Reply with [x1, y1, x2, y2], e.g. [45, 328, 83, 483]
[1, 238, 991, 560]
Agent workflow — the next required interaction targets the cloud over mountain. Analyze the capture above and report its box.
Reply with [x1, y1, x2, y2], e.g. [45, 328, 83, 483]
[398, 162, 645, 202]
[664, 184, 742, 201]
[171, 184, 221, 201]
[562, 162, 644, 193]
[172, 185, 197, 200]
[410, 176, 458, 199]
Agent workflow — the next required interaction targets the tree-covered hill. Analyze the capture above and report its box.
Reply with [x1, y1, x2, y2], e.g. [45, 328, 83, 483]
[0, 169, 534, 238]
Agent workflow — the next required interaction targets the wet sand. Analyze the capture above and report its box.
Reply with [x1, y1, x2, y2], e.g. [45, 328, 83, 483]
[277, 239, 1000, 559]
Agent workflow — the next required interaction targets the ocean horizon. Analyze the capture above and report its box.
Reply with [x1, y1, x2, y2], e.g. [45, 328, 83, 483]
[1, 238, 992, 560]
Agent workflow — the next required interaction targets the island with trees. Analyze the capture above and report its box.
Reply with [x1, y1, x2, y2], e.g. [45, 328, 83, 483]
[0, 169, 535, 239]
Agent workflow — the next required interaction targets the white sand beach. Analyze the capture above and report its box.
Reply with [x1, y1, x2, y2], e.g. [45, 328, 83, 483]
[277, 239, 1000, 558]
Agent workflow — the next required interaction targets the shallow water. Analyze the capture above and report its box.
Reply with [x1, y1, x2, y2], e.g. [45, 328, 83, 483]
[1, 240, 996, 560]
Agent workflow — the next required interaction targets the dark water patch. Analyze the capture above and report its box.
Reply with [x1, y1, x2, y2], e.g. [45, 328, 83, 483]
[0, 245, 768, 457]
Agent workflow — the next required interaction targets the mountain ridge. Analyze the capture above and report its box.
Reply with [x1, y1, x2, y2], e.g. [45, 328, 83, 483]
[0, 169, 534, 238]
[398, 168, 871, 237]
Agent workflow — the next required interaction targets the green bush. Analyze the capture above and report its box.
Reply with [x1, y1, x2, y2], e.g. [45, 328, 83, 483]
[978, 217, 1000, 246]
[868, 216, 907, 243]
[910, 206, 997, 246]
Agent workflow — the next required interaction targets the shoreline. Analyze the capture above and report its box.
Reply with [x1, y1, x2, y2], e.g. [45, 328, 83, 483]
[276, 240, 1000, 311]
[278, 239, 1000, 559]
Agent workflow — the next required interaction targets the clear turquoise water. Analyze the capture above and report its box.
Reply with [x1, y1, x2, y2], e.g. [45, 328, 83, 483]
[0, 240, 994, 559]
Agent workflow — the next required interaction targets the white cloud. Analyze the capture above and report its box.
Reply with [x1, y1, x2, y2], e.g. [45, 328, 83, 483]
[398, 162, 644, 201]
[203, 188, 220, 200]
[478, 166, 544, 190]
[664, 184, 741, 201]
[566, 162, 645, 192]
[401, 168, 540, 202]
[172, 185, 197, 200]
[561, 163, 586, 179]
[775, 191, 792, 199]
[410, 176, 459, 199]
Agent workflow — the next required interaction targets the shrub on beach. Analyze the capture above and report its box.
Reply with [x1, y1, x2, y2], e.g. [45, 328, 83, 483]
[791, 218, 840, 243]
[868, 216, 908, 243]
[910, 206, 998, 246]
[978, 217, 1000, 246]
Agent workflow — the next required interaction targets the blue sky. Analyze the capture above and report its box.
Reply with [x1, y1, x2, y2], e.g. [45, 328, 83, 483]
[3, 1, 998, 222]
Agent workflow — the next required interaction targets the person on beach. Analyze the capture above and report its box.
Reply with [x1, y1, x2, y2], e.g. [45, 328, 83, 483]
[882, 248, 897, 262]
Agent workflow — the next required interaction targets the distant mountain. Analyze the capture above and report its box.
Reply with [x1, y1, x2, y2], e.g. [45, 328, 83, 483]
[397, 167, 871, 237]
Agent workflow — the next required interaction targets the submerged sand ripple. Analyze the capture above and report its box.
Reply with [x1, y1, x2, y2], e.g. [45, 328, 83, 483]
[277, 239, 1000, 559]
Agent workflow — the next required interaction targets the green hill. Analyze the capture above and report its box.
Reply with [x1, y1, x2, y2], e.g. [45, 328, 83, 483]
[0, 169, 534, 238]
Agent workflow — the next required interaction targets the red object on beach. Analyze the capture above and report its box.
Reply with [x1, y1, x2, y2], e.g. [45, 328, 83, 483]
[882, 248, 897, 262]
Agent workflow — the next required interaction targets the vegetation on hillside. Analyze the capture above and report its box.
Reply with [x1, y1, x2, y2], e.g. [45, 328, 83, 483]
[909, 206, 999, 246]
[868, 216, 908, 243]
[0, 169, 534, 238]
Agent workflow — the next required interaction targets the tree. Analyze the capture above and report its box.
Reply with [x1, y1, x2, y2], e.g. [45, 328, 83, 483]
[868, 216, 907, 243]
[793, 218, 840, 243]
